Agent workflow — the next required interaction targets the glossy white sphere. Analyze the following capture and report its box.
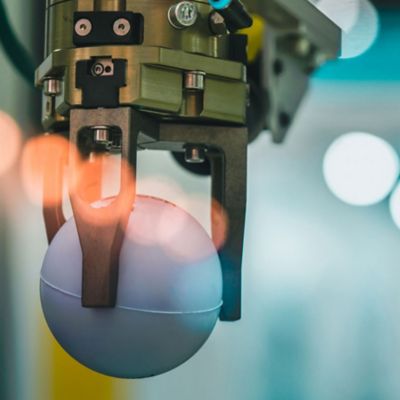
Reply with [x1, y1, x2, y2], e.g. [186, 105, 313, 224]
[40, 195, 222, 378]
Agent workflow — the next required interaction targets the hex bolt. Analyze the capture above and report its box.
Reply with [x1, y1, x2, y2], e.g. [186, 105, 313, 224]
[43, 78, 61, 96]
[184, 71, 206, 91]
[75, 18, 92, 37]
[168, 1, 198, 29]
[184, 145, 206, 164]
[113, 18, 131, 36]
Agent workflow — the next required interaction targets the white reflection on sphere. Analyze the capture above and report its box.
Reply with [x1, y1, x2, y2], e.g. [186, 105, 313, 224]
[323, 132, 399, 206]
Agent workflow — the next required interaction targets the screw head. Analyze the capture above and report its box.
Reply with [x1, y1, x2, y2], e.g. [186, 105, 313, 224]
[43, 78, 62, 96]
[184, 145, 206, 164]
[92, 126, 111, 144]
[91, 63, 105, 77]
[75, 18, 92, 37]
[113, 18, 131, 36]
[184, 71, 206, 91]
[168, 2, 198, 29]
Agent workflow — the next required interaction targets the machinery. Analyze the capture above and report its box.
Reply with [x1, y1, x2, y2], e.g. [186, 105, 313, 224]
[34, 0, 340, 324]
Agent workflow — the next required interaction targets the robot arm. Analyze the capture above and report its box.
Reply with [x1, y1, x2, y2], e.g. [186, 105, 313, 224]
[35, 0, 340, 322]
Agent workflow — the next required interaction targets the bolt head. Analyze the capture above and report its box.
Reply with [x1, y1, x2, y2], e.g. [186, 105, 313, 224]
[43, 79, 62, 96]
[75, 18, 92, 37]
[184, 145, 206, 164]
[91, 63, 105, 77]
[184, 71, 206, 91]
[113, 18, 131, 36]
[168, 2, 198, 29]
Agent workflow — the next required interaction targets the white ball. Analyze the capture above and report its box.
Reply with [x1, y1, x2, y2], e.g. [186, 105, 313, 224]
[323, 132, 399, 206]
[40, 195, 222, 378]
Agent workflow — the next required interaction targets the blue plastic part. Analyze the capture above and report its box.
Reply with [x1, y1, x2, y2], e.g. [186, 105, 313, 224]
[40, 195, 223, 378]
[208, 0, 231, 10]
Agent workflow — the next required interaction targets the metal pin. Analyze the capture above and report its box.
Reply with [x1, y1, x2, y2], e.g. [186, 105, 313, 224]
[92, 126, 110, 143]
[184, 71, 206, 91]
[184, 145, 206, 164]
[43, 79, 61, 96]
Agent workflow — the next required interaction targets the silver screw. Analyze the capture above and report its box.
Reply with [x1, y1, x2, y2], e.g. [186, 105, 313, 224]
[184, 145, 206, 164]
[168, 2, 198, 29]
[184, 71, 206, 90]
[113, 18, 131, 36]
[92, 126, 110, 144]
[43, 78, 61, 96]
[75, 18, 92, 37]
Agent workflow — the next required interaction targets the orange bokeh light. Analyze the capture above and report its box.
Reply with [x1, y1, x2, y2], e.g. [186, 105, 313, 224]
[0, 111, 22, 176]
[70, 154, 136, 227]
[20, 133, 228, 264]
[158, 195, 228, 263]
[20, 134, 72, 206]
[127, 174, 229, 264]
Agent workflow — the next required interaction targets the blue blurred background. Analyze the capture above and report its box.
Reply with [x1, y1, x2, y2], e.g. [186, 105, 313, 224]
[1, 1, 400, 399]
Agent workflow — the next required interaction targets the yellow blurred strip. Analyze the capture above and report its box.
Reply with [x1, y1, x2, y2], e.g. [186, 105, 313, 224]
[37, 155, 130, 399]
[50, 338, 116, 400]
[239, 14, 266, 64]
[37, 307, 130, 399]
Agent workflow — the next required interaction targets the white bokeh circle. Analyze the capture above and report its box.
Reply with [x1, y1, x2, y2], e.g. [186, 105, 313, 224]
[323, 132, 400, 206]
[340, 0, 379, 59]
[309, 0, 379, 59]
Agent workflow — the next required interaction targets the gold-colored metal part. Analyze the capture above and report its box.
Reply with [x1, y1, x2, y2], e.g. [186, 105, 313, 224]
[38, 0, 341, 140]
[38, 0, 248, 131]
[37, 46, 247, 130]
[45, 0, 228, 58]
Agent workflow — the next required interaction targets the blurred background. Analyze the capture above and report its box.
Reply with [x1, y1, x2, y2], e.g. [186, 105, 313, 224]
[1, 0, 400, 399]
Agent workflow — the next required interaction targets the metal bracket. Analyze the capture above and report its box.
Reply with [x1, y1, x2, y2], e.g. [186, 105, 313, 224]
[138, 123, 248, 321]
[43, 108, 247, 320]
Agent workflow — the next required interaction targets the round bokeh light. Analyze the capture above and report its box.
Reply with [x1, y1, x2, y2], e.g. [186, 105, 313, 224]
[323, 132, 399, 206]
[308, 0, 379, 59]
[340, 0, 379, 59]
[0, 111, 22, 176]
